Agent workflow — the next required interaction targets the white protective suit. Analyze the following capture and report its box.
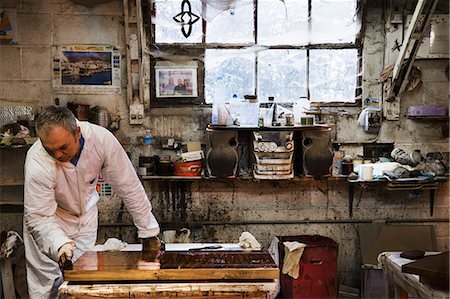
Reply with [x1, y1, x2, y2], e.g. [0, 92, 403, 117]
[23, 121, 160, 298]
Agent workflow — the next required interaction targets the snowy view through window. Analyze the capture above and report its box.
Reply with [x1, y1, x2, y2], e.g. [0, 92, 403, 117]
[153, 0, 361, 104]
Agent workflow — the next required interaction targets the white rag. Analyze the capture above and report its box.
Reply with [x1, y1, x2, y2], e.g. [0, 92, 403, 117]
[103, 238, 128, 251]
[238, 232, 262, 250]
[282, 241, 306, 279]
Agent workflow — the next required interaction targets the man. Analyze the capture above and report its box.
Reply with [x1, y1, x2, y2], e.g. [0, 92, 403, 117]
[164, 77, 176, 95]
[174, 78, 187, 95]
[23, 106, 162, 298]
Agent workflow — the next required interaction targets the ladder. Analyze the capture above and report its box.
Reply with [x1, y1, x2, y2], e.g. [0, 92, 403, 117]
[123, 0, 150, 124]
[386, 0, 439, 101]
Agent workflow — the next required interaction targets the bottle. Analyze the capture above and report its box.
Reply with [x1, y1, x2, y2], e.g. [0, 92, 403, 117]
[229, 93, 240, 126]
[143, 130, 153, 157]
[212, 76, 228, 125]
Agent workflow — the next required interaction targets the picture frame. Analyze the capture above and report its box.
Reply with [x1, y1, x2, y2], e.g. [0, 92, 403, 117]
[52, 45, 121, 94]
[155, 68, 198, 98]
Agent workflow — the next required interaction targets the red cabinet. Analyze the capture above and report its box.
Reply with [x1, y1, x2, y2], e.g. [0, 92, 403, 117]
[278, 235, 338, 298]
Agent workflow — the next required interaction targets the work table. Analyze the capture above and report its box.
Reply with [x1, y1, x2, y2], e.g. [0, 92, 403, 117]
[59, 243, 279, 298]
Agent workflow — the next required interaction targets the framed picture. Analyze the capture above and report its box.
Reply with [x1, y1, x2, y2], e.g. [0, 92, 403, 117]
[156, 68, 198, 98]
[52, 45, 121, 94]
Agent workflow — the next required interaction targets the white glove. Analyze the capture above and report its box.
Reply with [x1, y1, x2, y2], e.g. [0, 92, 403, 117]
[58, 241, 76, 269]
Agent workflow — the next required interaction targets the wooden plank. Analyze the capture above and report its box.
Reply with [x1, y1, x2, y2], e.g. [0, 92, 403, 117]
[402, 251, 449, 290]
[59, 281, 278, 298]
[64, 268, 279, 282]
[379, 252, 449, 299]
[65, 251, 279, 282]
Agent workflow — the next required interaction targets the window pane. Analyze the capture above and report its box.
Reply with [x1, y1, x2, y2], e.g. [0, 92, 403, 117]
[206, 0, 253, 43]
[309, 49, 357, 102]
[204, 49, 255, 104]
[258, 0, 309, 46]
[258, 50, 307, 102]
[154, 0, 202, 43]
[311, 0, 360, 43]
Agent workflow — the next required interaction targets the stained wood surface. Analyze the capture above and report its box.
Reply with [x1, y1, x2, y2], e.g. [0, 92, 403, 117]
[59, 281, 278, 298]
[402, 251, 449, 290]
[64, 250, 279, 282]
[379, 252, 449, 299]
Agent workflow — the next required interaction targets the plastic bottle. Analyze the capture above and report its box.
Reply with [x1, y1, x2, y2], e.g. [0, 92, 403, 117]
[228, 93, 240, 126]
[143, 130, 153, 157]
[212, 76, 228, 125]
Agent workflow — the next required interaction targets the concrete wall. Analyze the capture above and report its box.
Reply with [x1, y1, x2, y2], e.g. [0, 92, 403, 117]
[0, 0, 448, 290]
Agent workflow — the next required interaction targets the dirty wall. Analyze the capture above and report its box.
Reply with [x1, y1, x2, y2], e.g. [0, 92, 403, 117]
[0, 0, 448, 289]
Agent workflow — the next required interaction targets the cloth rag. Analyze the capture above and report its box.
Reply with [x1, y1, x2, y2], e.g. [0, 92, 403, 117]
[103, 238, 128, 251]
[0, 231, 23, 259]
[238, 232, 261, 250]
[282, 241, 306, 279]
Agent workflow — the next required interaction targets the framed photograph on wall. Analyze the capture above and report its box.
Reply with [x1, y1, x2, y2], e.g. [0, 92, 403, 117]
[52, 45, 121, 94]
[155, 67, 198, 98]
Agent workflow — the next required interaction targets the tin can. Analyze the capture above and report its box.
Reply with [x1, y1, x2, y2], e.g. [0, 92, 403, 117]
[258, 117, 264, 127]
[285, 114, 294, 126]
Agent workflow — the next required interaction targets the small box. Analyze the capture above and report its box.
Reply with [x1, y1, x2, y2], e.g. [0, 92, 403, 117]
[361, 265, 388, 298]
[180, 150, 204, 162]
[407, 106, 446, 117]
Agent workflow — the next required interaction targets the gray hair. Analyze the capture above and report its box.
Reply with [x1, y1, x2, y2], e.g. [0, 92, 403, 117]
[35, 106, 78, 138]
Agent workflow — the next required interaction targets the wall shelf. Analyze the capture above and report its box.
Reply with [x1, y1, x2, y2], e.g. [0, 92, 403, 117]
[406, 116, 449, 121]
[0, 202, 24, 213]
[207, 124, 332, 131]
[347, 176, 448, 218]
[140, 175, 348, 182]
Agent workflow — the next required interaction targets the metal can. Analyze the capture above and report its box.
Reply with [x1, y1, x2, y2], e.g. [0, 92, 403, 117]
[285, 114, 294, 126]
[258, 117, 264, 127]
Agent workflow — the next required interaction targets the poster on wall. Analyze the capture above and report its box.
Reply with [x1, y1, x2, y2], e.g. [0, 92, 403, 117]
[0, 8, 18, 45]
[155, 63, 198, 98]
[52, 45, 121, 94]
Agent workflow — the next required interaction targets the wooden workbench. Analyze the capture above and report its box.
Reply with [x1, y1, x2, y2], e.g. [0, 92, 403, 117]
[59, 243, 280, 298]
[378, 251, 449, 299]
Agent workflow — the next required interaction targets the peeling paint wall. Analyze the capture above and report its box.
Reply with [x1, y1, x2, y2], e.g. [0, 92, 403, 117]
[0, 0, 448, 290]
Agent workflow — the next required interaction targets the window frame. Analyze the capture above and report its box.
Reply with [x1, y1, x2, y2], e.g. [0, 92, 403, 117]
[146, 0, 364, 107]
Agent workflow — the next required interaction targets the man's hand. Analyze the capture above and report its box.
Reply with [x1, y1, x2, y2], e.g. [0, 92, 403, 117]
[141, 237, 165, 262]
[58, 242, 76, 270]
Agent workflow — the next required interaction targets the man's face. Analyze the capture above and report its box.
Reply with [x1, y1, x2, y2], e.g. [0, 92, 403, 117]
[40, 126, 81, 163]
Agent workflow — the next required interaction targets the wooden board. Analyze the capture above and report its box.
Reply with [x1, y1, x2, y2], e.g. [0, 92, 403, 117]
[402, 251, 449, 290]
[59, 281, 278, 298]
[64, 251, 279, 282]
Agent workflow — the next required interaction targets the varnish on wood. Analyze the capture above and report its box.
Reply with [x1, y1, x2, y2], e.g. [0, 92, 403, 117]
[64, 250, 279, 282]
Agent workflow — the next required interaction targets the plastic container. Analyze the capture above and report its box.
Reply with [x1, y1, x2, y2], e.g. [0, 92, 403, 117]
[239, 101, 259, 127]
[259, 102, 274, 127]
[228, 94, 241, 126]
[143, 130, 153, 157]
[278, 235, 338, 299]
[212, 76, 228, 125]
[173, 160, 203, 176]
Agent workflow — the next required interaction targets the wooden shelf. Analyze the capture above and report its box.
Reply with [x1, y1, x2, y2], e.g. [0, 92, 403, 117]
[0, 202, 24, 213]
[141, 175, 202, 180]
[207, 124, 331, 131]
[406, 116, 448, 121]
[141, 175, 348, 182]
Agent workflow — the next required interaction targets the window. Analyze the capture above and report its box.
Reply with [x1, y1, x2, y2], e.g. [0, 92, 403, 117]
[151, 0, 362, 104]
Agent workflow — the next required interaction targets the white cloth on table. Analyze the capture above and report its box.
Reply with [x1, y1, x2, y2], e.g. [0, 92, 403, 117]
[238, 232, 261, 250]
